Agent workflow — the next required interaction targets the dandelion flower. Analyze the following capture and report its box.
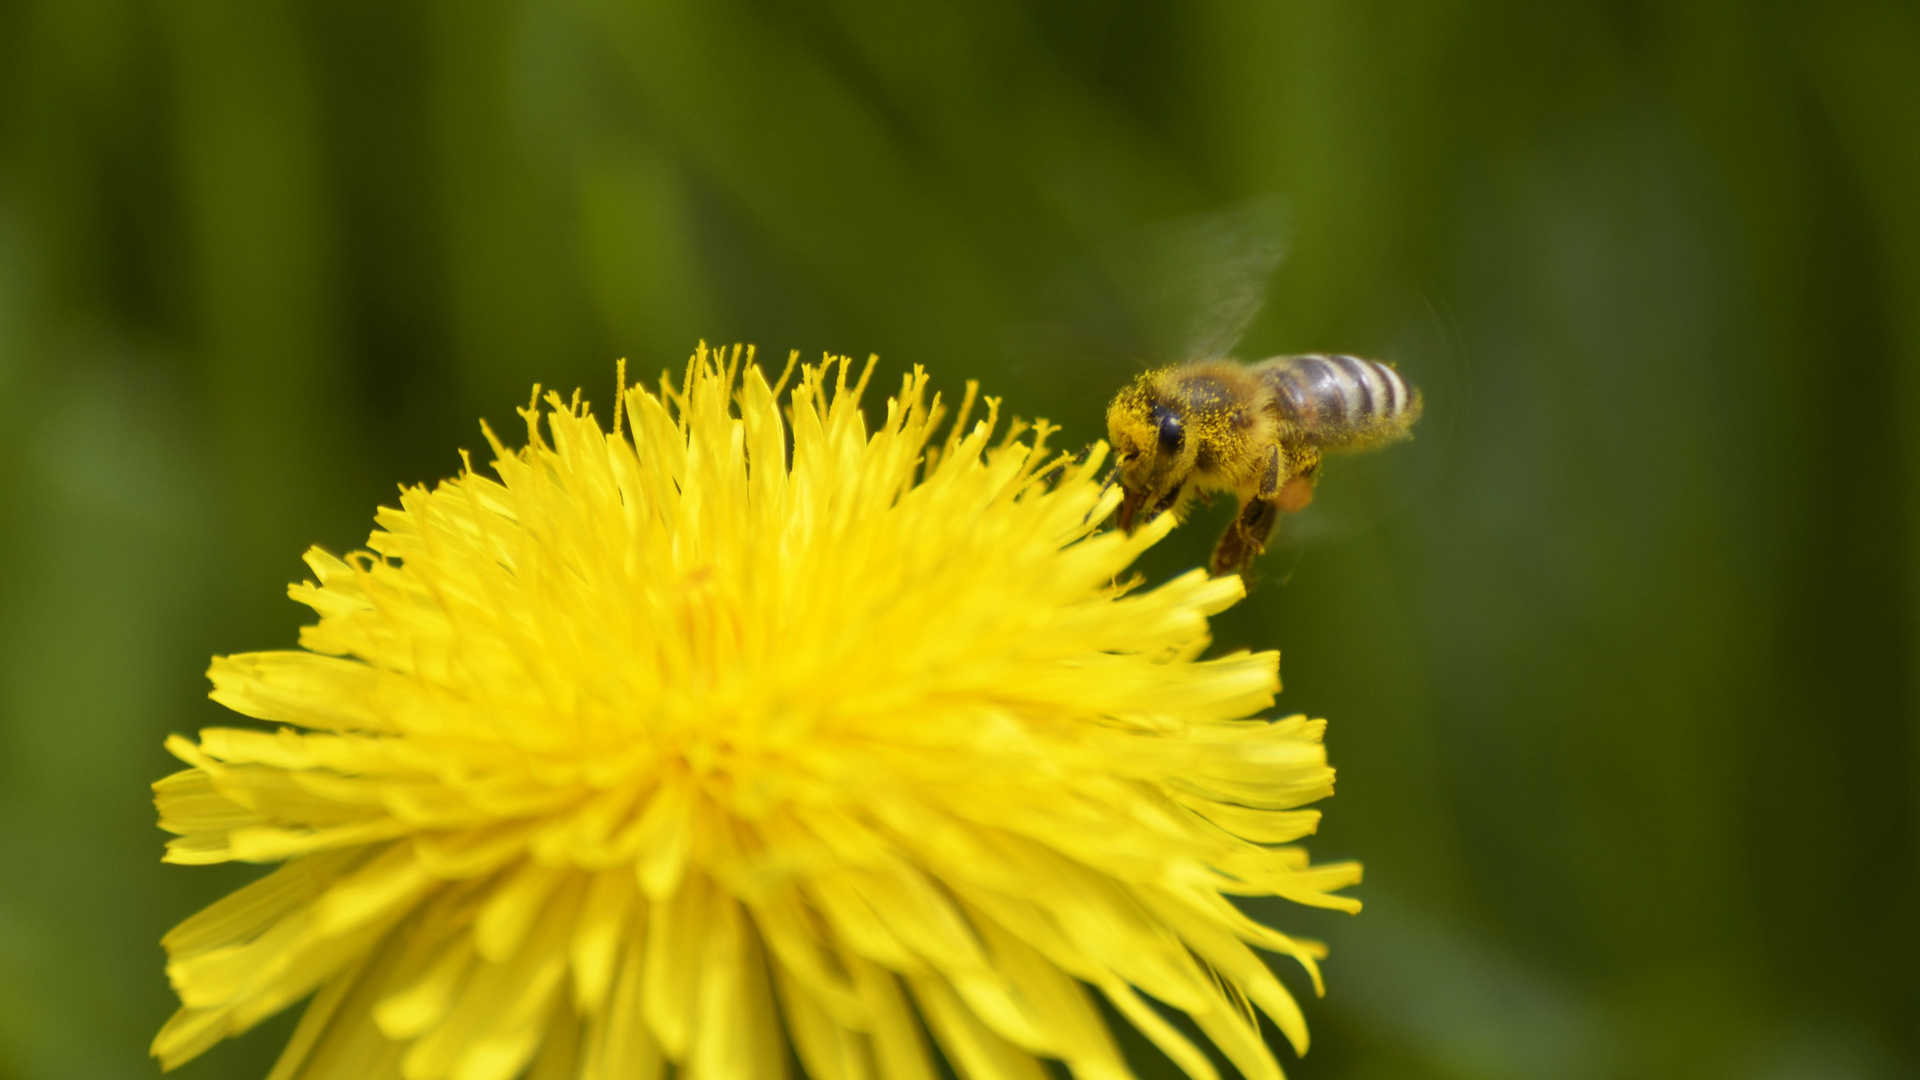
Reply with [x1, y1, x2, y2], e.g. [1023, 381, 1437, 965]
[153, 345, 1361, 1080]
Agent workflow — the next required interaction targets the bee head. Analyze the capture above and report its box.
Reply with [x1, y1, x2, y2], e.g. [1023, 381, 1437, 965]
[1105, 384, 1197, 533]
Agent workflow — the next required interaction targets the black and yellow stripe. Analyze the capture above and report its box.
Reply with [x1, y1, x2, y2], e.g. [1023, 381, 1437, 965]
[1256, 353, 1420, 449]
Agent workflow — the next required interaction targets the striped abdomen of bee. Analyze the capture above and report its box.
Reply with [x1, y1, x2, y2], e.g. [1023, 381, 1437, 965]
[1205, 353, 1420, 577]
[1255, 353, 1422, 450]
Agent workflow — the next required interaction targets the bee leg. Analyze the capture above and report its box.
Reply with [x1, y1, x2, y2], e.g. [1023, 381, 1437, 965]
[1146, 484, 1185, 523]
[1276, 444, 1322, 512]
[1206, 446, 1283, 576]
[1088, 467, 1119, 525]
[1212, 496, 1281, 577]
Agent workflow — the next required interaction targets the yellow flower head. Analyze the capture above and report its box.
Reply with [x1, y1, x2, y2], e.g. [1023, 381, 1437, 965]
[153, 346, 1361, 1080]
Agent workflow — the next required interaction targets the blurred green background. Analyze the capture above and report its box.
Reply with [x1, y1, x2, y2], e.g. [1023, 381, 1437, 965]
[4, 0, 1919, 1077]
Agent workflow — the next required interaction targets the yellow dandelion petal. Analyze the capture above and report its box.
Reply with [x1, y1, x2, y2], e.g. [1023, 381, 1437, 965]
[154, 345, 1361, 1080]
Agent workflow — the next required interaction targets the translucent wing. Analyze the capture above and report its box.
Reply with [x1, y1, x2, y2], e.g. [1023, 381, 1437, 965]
[1093, 195, 1289, 362]
[1167, 196, 1288, 360]
[1013, 197, 1290, 374]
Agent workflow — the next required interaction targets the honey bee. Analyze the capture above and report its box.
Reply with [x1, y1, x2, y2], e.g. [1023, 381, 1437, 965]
[1107, 353, 1422, 577]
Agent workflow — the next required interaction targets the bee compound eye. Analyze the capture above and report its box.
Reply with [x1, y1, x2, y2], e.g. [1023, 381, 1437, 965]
[1152, 405, 1184, 452]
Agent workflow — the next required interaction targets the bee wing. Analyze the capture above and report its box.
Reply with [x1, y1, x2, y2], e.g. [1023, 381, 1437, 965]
[1005, 198, 1289, 437]
[1015, 197, 1289, 370]
[1058, 197, 1288, 365]
[1164, 196, 1288, 362]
